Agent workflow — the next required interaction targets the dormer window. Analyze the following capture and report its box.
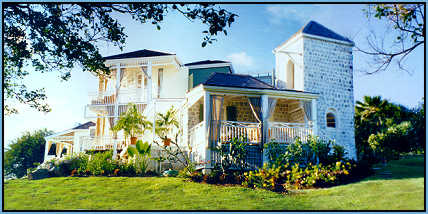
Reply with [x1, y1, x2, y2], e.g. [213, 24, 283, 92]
[286, 60, 295, 89]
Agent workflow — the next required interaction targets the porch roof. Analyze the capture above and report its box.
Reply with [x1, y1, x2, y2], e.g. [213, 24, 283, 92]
[203, 72, 275, 90]
[45, 121, 94, 141]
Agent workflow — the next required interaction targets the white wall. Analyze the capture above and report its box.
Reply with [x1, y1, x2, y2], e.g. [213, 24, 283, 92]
[275, 36, 304, 91]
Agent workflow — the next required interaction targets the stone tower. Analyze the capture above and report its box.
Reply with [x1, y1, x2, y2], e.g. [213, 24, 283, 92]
[274, 21, 356, 159]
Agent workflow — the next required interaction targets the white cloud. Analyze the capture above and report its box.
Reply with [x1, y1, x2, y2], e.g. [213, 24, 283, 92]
[265, 5, 319, 25]
[226, 52, 254, 68]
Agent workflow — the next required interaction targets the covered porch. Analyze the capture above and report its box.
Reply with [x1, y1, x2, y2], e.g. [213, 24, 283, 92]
[186, 73, 318, 168]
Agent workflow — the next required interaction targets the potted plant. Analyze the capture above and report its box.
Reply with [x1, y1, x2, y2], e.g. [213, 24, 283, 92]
[112, 103, 152, 145]
[155, 107, 179, 147]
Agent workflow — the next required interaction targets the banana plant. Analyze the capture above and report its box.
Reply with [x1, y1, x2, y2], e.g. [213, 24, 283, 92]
[127, 140, 151, 175]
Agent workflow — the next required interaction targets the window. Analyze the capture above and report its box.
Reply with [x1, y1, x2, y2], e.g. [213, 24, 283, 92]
[226, 106, 237, 121]
[157, 68, 163, 98]
[199, 104, 204, 122]
[286, 60, 295, 89]
[326, 113, 336, 128]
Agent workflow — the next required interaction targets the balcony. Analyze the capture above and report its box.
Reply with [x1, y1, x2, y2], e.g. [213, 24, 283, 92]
[85, 88, 147, 119]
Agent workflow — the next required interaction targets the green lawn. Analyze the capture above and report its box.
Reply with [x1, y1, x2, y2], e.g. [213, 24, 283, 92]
[4, 156, 424, 210]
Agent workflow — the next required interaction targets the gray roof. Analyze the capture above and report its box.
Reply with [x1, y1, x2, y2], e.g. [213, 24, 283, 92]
[185, 60, 230, 66]
[203, 73, 275, 89]
[301, 21, 353, 43]
[72, 121, 96, 130]
[103, 49, 174, 60]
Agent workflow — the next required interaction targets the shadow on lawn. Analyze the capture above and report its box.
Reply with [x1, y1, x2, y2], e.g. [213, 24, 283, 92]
[365, 155, 425, 181]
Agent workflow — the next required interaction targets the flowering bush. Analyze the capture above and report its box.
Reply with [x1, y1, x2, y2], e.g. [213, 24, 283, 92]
[242, 161, 357, 192]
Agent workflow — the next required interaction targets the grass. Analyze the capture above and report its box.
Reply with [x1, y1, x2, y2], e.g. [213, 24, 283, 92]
[4, 155, 424, 210]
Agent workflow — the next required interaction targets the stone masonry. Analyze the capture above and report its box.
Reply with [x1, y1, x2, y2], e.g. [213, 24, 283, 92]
[303, 37, 356, 159]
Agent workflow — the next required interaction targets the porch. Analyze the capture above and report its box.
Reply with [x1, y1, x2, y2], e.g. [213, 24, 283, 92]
[186, 79, 318, 168]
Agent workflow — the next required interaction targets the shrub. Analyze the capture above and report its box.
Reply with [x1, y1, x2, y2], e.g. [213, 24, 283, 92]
[86, 150, 115, 176]
[243, 161, 357, 192]
[215, 137, 249, 173]
[273, 136, 345, 167]
[264, 141, 287, 167]
[242, 163, 289, 192]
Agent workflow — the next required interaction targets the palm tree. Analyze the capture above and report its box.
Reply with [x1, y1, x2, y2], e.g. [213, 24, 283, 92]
[355, 96, 389, 127]
[112, 103, 152, 145]
[155, 107, 179, 145]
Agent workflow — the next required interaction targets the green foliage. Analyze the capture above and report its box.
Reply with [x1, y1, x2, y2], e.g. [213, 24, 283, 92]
[86, 151, 116, 176]
[112, 103, 152, 140]
[127, 140, 152, 175]
[361, 4, 424, 73]
[4, 3, 237, 114]
[355, 95, 423, 164]
[264, 141, 286, 167]
[215, 137, 249, 173]
[153, 107, 193, 173]
[243, 161, 358, 192]
[278, 136, 343, 167]
[5, 129, 54, 178]
[368, 121, 413, 161]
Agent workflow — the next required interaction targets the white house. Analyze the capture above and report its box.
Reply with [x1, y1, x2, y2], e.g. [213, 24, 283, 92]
[44, 20, 357, 168]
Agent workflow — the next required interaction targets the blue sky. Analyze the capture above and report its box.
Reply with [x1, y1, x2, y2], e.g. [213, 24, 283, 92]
[4, 4, 424, 147]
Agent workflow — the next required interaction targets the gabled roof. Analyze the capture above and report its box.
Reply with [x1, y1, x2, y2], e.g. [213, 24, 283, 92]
[203, 73, 275, 90]
[72, 121, 96, 130]
[185, 60, 230, 66]
[300, 21, 353, 43]
[103, 49, 175, 60]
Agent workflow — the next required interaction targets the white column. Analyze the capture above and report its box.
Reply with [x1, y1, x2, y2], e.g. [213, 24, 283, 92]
[261, 94, 269, 165]
[311, 99, 318, 136]
[44, 140, 50, 162]
[203, 91, 211, 170]
[112, 64, 121, 159]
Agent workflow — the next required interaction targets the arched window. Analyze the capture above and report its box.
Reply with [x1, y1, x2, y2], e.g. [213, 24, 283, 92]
[326, 112, 336, 128]
[286, 60, 295, 89]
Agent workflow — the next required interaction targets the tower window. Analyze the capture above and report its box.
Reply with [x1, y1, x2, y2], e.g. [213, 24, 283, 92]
[326, 112, 336, 128]
[286, 60, 295, 89]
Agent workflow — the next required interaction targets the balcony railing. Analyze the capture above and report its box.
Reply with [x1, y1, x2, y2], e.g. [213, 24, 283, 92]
[268, 122, 313, 143]
[88, 88, 147, 106]
[219, 120, 262, 144]
[79, 136, 127, 152]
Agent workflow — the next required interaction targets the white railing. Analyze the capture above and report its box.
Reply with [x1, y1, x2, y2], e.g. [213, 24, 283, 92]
[189, 122, 205, 163]
[79, 136, 127, 152]
[88, 88, 146, 105]
[268, 122, 313, 143]
[220, 120, 261, 144]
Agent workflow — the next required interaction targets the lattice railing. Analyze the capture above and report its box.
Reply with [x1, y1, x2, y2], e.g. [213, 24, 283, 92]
[219, 120, 261, 144]
[268, 122, 313, 143]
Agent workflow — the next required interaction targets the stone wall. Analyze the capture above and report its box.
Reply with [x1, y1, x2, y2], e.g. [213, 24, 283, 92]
[303, 37, 356, 159]
[188, 98, 203, 129]
[224, 97, 258, 122]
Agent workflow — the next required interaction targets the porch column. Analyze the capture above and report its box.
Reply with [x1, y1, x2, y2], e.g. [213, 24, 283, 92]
[203, 91, 211, 170]
[311, 99, 318, 136]
[261, 95, 269, 165]
[44, 140, 52, 162]
[112, 63, 121, 160]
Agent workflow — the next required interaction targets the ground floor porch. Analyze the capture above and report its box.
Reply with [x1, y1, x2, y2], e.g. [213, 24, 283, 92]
[185, 84, 319, 169]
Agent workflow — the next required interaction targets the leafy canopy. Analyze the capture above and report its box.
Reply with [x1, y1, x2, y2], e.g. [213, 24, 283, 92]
[5, 129, 54, 178]
[4, 3, 237, 114]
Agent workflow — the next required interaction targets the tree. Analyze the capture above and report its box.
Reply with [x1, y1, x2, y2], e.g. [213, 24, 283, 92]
[4, 129, 54, 178]
[358, 4, 424, 74]
[355, 95, 421, 163]
[4, 3, 237, 114]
